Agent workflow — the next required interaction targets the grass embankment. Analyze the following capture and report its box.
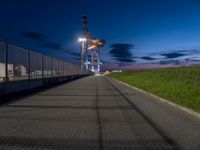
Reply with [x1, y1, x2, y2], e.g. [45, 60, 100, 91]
[108, 66, 200, 112]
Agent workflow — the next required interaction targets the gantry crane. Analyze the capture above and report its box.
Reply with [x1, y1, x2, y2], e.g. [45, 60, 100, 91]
[79, 15, 105, 73]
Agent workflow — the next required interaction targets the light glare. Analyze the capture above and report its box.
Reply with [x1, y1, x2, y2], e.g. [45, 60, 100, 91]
[78, 38, 87, 42]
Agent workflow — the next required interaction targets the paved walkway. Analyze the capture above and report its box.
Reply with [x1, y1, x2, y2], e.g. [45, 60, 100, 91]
[0, 76, 199, 150]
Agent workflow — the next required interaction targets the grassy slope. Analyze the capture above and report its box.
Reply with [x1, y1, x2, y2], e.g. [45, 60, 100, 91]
[108, 66, 200, 112]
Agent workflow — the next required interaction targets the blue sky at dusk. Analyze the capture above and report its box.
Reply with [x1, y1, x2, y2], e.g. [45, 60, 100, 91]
[1, 0, 200, 69]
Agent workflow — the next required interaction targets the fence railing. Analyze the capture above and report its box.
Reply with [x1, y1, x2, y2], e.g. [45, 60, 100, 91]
[0, 40, 90, 91]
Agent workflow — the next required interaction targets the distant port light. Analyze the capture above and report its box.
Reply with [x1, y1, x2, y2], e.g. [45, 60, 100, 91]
[78, 38, 87, 42]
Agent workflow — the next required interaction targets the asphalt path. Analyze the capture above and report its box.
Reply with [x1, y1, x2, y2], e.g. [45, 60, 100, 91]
[0, 76, 199, 150]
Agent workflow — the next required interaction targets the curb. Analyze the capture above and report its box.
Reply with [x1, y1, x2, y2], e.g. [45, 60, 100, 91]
[110, 77, 200, 119]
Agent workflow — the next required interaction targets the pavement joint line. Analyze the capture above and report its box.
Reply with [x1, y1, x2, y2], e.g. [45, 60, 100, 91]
[105, 77, 182, 150]
[95, 78, 103, 150]
[109, 77, 200, 119]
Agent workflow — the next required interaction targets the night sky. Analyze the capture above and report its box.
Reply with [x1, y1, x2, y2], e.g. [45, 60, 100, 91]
[1, 0, 200, 70]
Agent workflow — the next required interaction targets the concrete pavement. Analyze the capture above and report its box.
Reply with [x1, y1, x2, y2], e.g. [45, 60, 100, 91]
[0, 76, 199, 150]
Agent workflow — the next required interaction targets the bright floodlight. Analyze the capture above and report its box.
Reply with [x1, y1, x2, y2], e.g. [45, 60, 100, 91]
[78, 38, 87, 42]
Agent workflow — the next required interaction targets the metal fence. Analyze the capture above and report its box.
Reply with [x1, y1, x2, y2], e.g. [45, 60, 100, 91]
[0, 40, 90, 94]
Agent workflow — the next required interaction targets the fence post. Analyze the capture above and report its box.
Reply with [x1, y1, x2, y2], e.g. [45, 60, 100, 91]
[28, 49, 31, 89]
[5, 42, 8, 82]
[58, 60, 60, 77]
[51, 57, 53, 78]
[4, 42, 8, 94]
[62, 60, 64, 76]
[42, 56, 44, 79]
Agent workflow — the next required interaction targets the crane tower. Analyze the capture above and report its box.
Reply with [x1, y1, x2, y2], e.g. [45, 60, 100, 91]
[79, 16, 105, 74]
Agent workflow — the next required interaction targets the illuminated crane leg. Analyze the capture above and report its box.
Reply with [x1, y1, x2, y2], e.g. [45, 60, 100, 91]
[81, 42, 84, 69]
[85, 41, 89, 70]
[93, 50, 100, 73]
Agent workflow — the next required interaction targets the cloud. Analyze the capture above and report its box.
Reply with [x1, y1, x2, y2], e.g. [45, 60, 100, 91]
[117, 62, 132, 67]
[71, 57, 80, 61]
[115, 58, 135, 62]
[159, 60, 181, 65]
[140, 56, 156, 60]
[41, 42, 64, 50]
[42, 43, 81, 62]
[101, 60, 112, 64]
[21, 32, 48, 42]
[64, 49, 80, 57]
[109, 43, 135, 62]
[63, 49, 80, 63]
[41, 42, 80, 60]
[161, 52, 186, 59]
